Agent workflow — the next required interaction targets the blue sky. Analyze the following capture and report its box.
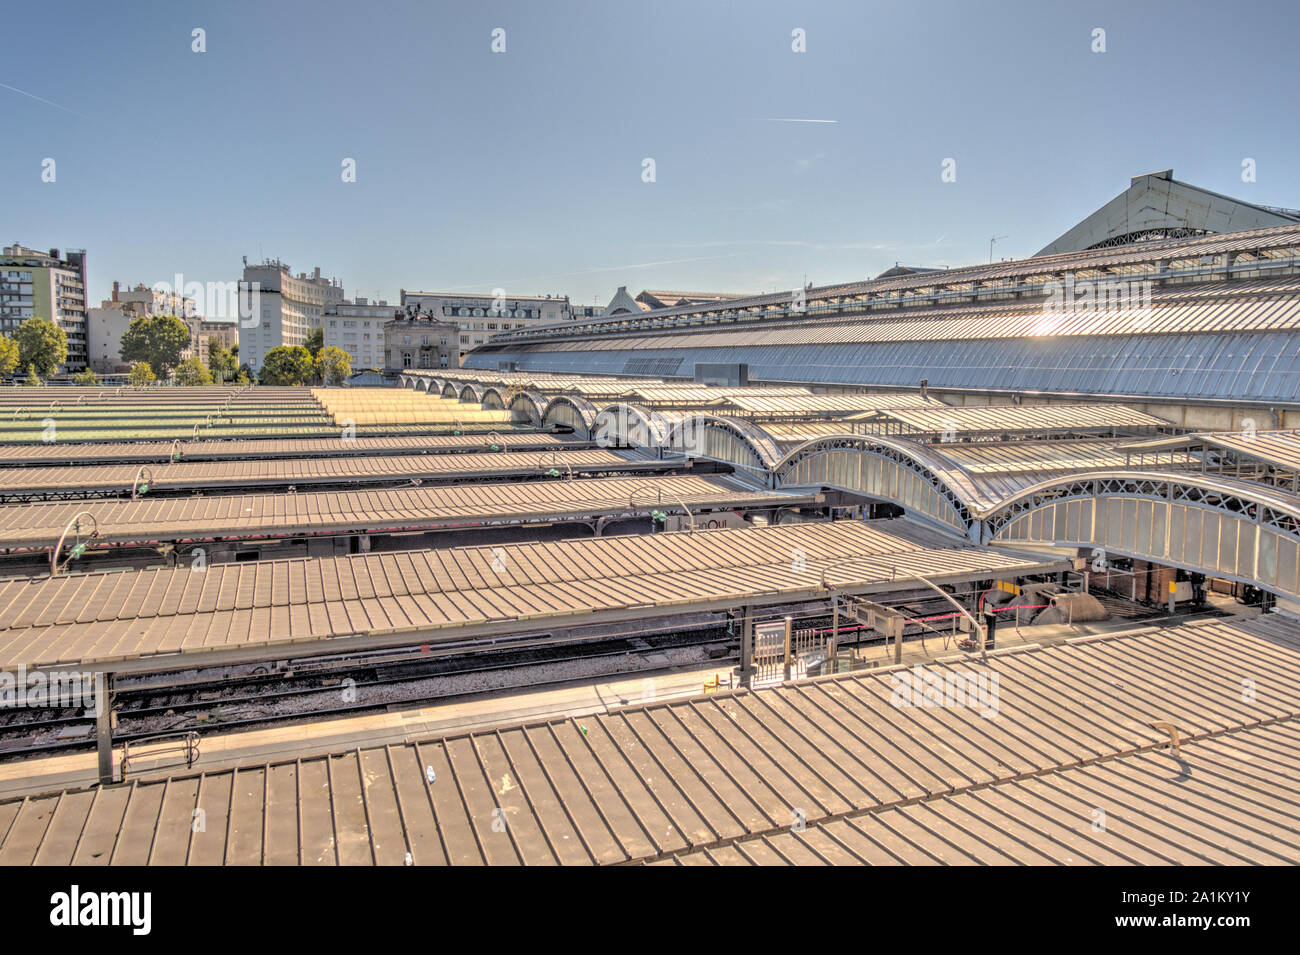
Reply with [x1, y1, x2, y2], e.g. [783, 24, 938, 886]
[3, 0, 1297, 314]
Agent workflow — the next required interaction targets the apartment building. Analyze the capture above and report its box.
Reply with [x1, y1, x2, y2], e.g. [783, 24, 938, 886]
[323, 297, 400, 371]
[0, 243, 89, 371]
[238, 259, 343, 372]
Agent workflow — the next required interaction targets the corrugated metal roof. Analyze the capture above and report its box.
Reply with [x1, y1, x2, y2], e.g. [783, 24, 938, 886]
[0, 521, 1057, 673]
[483, 286, 1300, 352]
[4, 615, 1294, 864]
[929, 438, 1136, 475]
[486, 226, 1300, 342]
[0, 433, 584, 466]
[856, 403, 1170, 436]
[1122, 429, 1300, 471]
[715, 393, 936, 416]
[0, 475, 800, 548]
[659, 716, 1300, 865]
[466, 329, 1300, 404]
[0, 449, 661, 496]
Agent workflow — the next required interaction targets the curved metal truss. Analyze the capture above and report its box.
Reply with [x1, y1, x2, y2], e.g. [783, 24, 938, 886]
[775, 435, 975, 530]
[984, 472, 1300, 542]
[458, 383, 487, 404]
[1085, 228, 1213, 250]
[592, 403, 673, 449]
[542, 394, 599, 436]
[663, 414, 784, 475]
[507, 390, 547, 425]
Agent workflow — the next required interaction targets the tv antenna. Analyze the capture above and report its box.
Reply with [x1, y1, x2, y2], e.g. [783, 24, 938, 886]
[989, 234, 1008, 263]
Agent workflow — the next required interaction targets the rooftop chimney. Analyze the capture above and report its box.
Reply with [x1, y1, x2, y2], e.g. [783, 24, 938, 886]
[112, 281, 120, 302]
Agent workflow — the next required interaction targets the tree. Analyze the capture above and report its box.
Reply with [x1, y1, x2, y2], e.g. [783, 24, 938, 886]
[128, 361, 156, 387]
[174, 356, 213, 386]
[23, 363, 42, 386]
[72, 368, 100, 385]
[15, 317, 68, 378]
[304, 326, 324, 357]
[207, 338, 239, 383]
[119, 313, 191, 377]
[0, 335, 18, 376]
[258, 345, 315, 385]
[315, 345, 352, 386]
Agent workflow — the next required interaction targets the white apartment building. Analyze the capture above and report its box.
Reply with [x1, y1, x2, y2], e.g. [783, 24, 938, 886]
[398, 290, 571, 362]
[86, 281, 196, 374]
[323, 298, 400, 371]
[238, 259, 343, 372]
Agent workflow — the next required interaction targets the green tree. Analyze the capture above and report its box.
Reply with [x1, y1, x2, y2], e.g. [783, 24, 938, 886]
[15, 317, 68, 378]
[72, 368, 101, 385]
[304, 326, 324, 357]
[207, 338, 239, 383]
[0, 335, 18, 376]
[258, 345, 315, 385]
[128, 361, 156, 387]
[315, 345, 352, 386]
[174, 356, 213, 385]
[119, 313, 191, 377]
[23, 363, 43, 386]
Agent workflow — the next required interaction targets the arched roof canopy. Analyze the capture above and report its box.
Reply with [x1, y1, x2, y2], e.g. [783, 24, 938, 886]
[985, 470, 1300, 601]
[593, 403, 676, 449]
[542, 394, 599, 438]
[508, 390, 547, 426]
[775, 433, 981, 534]
[458, 383, 486, 404]
[664, 414, 784, 480]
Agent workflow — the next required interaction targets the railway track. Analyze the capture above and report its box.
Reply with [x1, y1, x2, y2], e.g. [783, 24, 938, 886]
[0, 584, 1222, 763]
[0, 627, 737, 761]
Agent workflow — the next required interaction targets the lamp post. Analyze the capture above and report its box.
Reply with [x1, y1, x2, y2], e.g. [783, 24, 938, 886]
[627, 481, 695, 533]
[130, 465, 154, 500]
[51, 511, 99, 576]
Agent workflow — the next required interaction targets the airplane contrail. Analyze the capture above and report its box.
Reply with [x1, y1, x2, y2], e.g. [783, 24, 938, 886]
[755, 118, 838, 124]
[0, 83, 88, 119]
